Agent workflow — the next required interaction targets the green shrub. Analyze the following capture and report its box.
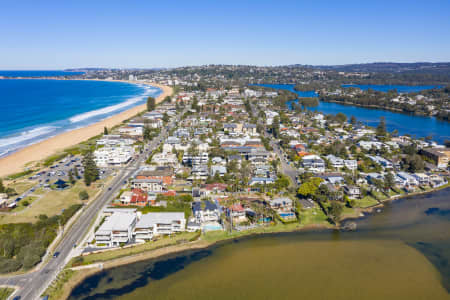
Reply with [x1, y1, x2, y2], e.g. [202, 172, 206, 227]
[5, 170, 34, 180]
[43, 153, 69, 167]
[79, 190, 89, 200]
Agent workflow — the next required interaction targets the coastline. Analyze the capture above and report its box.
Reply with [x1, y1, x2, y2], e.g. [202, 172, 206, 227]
[50, 186, 449, 299]
[0, 80, 172, 177]
[319, 98, 448, 120]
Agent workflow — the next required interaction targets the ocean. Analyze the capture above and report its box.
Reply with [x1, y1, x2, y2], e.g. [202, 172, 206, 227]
[0, 70, 85, 77]
[0, 78, 161, 157]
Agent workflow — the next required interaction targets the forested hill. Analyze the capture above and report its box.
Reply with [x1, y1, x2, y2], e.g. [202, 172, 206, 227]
[301, 62, 450, 74]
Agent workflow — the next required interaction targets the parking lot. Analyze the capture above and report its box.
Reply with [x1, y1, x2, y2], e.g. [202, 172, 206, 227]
[14, 155, 113, 205]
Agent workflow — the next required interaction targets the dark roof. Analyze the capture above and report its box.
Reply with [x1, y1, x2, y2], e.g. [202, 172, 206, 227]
[138, 166, 173, 177]
[192, 200, 218, 213]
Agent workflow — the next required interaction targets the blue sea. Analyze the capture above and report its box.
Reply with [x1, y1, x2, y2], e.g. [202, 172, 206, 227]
[0, 78, 161, 157]
[255, 84, 450, 143]
[0, 70, 84, 77]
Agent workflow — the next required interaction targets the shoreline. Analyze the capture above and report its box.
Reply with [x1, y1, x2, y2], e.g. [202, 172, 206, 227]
[47, 186, 449, 299]
[60, 224, 330, 300]
[319, 98, 448, 121]
[0, 79, 172, 177]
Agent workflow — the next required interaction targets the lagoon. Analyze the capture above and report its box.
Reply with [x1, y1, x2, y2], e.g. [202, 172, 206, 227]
[69, 188, 450, 300]
[257, 84, 450, 143]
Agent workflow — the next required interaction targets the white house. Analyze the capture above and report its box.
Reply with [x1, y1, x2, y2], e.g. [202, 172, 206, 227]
[325, 155, 344, 169]
[344, 159, 357, 170]
[192, 201, 220, 223]
[302, 155, 325, 172]
[413, 173, 430, 185]
[118, 126, 143, 136]
[396, 172, 419, 187]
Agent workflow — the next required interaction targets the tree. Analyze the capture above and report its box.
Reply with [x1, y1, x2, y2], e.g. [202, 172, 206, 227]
[162, 113, 170, 123]
[384, 172, 395, 190]
[350, 115, 357, 125]
[82, 151, 99, 186]
[147, 96, 156, 111]
[335, 112, 347, 124]
[192, 97, 200, 112]
[328, 201, 343, 224]
[143, 125, 152, 141]
[271, 116, 280, 138]
[0, 179, 4, 193]
[103, 126, 108, 135]
[79, 190, 89, 200]
[164, 96, 172, 103]
[74, 167, 80, 179]
[376, 116, 387, 136]
[402, 154, 425, 172]
[68, 170, 75, 184]
[297, 177, 323, 198]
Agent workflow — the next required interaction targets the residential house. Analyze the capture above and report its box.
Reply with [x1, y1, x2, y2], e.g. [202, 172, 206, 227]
[136, 166, 174, 185]
[302, 155, 325, 172]
[229, 203, 247, 223]
[192, 201, 221, 223]
[344, 185, 361, 199]
[131, 179, 164, 193]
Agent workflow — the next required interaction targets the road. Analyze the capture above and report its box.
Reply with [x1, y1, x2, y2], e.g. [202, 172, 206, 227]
[250, 101, 299, 188]
[0, 108, 186, 300]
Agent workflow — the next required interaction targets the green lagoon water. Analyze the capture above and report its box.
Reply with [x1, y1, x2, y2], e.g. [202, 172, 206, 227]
[70, 188, 450, 300]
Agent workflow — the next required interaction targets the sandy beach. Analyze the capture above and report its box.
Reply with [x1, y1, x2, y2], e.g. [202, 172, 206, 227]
[0, 80, 172, 177]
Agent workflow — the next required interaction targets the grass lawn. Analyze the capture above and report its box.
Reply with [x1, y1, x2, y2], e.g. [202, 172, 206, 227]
[371, 191, 388, 201]
[202, 220, 327, 243]
[388, 190, 398, 196]
[354, 196, 379, 208]
[7, 180, 36, 195]
[298, 207, 328, 225]
[42, 269, 75, 300]
[70, 232, 199, 266]
[32, 187, 47, 195]
[0, 180, 100, 224]
[0, 288, 15, 300]
[11, 196, 39, 212]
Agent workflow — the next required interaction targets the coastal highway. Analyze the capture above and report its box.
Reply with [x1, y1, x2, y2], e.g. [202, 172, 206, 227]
[0, 107, 187, 300]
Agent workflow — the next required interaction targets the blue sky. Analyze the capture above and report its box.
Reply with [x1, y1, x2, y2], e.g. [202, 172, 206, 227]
[0, 0, 449, 69]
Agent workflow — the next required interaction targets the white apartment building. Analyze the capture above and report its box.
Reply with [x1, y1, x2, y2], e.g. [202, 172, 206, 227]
[96, 135, 134, 146]
[95, 212, 137, 247]
[94, 146, 134, 167]
[131, 178, 164, 192]
[134, 212, 186, 241]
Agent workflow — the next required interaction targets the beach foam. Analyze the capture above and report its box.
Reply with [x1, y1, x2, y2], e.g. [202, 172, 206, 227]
[69, 85, 157, 123]
[0, 82, 161, 158]
[0, 126, 58, 147]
